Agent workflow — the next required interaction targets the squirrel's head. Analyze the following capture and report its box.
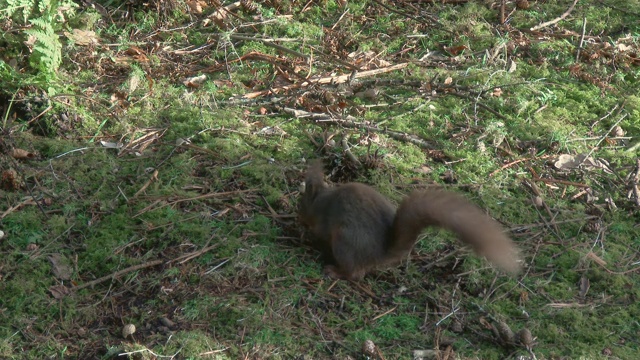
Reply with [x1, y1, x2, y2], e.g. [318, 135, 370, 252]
[298, 159, 328, 224]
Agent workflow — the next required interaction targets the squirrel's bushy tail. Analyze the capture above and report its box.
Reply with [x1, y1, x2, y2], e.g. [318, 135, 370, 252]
[390, 190, 520, 274]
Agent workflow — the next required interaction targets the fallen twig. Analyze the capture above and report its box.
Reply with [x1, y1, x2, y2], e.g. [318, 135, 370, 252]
[579, 113, 628, 167]
[532, 177, 590, 188]
[1, 197, 39, 219]
[341, 137, 361, 165]
[530, 0, 579, 31]
[586, 251, 640, 275]
[510, 216, 598, 231]
[489, 155, 553, 177]
[629, 158, 640, 206]
[284, 107, 437, 150]
[242, 63, 409, 99]
[75, 238, 222, 292]
[575, 17, 587, 62]
[74, 259, 164, 291]
[372, 306, 397, 321]
[132, 169, 159, 199]
[133, 189, 255, 218]
[523, 179, 561, 235]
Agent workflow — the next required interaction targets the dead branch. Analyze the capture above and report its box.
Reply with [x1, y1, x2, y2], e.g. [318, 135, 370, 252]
[284, 107, 436, 150]
[74, 238, 221, 292]
[242, 63, 409, 99]
[73, 260, 164, 291]
[132, 189, 255, 218]
[489, 155, 553, 177]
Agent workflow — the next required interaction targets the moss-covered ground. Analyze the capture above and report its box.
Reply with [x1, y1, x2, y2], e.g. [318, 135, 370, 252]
[1, 0, 640, 358]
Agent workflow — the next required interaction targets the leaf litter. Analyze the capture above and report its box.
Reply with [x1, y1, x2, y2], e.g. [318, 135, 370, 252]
[1, 0, 640, 359]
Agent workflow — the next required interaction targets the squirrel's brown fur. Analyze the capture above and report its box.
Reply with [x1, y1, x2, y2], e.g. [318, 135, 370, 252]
[298, 160, 520, 280]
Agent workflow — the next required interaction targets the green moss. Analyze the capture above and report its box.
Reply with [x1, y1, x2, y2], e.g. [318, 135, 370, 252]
[1, 1, 639, 358]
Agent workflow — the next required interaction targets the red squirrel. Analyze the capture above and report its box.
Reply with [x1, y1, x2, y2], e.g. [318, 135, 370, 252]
[298, 160, 521, 280]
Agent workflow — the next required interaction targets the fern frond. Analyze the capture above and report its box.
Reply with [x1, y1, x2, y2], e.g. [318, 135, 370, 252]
[26, 17, 61, 72]
[3, 0, 38, 23]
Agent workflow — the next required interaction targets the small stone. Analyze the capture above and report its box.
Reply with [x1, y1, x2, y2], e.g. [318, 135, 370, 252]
[612, 125, 625, 137]
[362, 339, 376, 356]
[159, 317, 175, 328]
[533, 195, 544, 208]
[451, 320, 463, 333]
[122, 324, 136, 338]
[517, 328, 534, 348]
[497, 321, 515, 344]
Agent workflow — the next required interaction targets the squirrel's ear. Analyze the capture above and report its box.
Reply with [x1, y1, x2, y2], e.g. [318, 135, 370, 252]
[303, 159, 327, 199]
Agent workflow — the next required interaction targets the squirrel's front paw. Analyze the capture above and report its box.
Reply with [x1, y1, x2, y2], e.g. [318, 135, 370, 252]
[323, 265, 365, 281]
[323, 265, 344, 279]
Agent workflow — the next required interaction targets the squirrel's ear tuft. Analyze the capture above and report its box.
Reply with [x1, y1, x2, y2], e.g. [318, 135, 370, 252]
[303, 159, 327, 199]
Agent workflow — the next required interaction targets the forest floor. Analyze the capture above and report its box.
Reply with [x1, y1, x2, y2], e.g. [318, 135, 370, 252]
[1, 0, 640, 359]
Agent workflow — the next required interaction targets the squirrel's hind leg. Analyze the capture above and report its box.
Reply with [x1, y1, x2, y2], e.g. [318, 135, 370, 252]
[324, 226, 368, 280]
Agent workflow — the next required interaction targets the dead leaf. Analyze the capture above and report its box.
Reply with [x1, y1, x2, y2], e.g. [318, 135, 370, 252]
[49, 285, 71, 299]
[125, 47, 149, 62]
[355, 88, 379, 100]
[183, 74, 207, 88]
[213, 79, 234, 88]
[100, 141, 123, 149]
[415, 165, 432, 174]
[443, 77, 453, 85]
[129, 74, 141, 93]
[10, 148, 36, 160]
[617, 43, 631, 52]
[64, 29, 99, 46]
[1, 169, 22, 190]
[554, 153, 613, 174]
[445, 45, 468, 55]
[49, 253, 73, 280]
[207, 1, 242, 29]
[186, 0, 202, 13]
[257, 125, 287, 137]
[491, 88, 503, 97]
[554, 154, 577, 169]
[24, 34, 37, 49]
[186, 0, 206, 13]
